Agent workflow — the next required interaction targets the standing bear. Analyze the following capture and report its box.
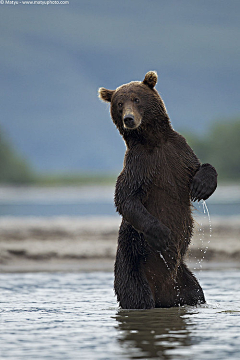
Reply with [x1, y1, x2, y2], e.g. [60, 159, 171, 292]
[98, 71, 217, 309]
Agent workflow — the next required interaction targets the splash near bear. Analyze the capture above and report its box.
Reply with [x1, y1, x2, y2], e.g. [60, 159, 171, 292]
[99, 71, 217, 309]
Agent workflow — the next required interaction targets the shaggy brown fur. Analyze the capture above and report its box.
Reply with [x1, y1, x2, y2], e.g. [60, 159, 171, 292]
[99, 71, 217, 309]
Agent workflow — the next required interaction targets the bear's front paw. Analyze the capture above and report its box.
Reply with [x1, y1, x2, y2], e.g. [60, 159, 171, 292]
[144, 223, 171, 252]
[191, 164, 217, 201]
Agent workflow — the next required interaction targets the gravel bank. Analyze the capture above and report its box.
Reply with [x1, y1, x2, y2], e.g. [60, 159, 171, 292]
[0, 216, 239, 272]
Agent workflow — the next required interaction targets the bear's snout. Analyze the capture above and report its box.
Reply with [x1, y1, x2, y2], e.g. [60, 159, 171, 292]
[123, 114, 135, 129]
[122, 107, 142, 130]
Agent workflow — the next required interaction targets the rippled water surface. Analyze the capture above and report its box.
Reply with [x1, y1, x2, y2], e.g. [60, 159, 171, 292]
[0, 271, 240, 359]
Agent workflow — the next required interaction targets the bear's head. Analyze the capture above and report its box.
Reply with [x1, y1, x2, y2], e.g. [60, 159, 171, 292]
[98, 71, 171, 142]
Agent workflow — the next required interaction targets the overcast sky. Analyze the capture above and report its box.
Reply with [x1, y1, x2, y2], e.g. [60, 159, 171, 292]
[0, 0, 240, 172]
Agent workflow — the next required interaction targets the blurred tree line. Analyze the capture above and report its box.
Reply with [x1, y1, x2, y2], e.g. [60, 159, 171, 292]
[0, 118, 240, 184]
[0, 129, 34, 184]
[183, 117, 240, 181]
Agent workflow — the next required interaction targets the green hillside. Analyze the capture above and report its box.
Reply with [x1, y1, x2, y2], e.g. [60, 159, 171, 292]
[1, 118, 240, 185]
[0, 129, 34, 184]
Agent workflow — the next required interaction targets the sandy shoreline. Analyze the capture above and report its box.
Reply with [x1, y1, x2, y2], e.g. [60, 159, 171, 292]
[0, 216, 240, 272]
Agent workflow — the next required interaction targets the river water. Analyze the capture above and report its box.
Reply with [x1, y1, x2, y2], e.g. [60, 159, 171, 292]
[0, 270, 240, 360]
[0, 185, 240, 217]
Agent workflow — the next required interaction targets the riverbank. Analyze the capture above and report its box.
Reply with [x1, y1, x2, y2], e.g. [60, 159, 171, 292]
[0, 216, 239, 272]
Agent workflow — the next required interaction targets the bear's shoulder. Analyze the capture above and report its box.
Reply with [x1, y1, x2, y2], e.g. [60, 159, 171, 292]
[165, 132, 200, 168]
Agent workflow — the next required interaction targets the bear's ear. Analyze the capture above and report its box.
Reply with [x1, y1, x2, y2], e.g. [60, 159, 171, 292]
[98, 87, 114, 102]
[143, 71, 158, 89]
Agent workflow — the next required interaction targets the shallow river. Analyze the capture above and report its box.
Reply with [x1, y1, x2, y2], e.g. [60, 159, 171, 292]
[0, 270, 240, 360]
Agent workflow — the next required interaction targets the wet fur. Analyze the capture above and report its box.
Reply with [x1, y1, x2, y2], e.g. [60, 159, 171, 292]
[99, 71, 217, 309]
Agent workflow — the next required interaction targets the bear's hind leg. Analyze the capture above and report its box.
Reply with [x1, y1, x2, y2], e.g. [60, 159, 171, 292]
[114, 223, 155, 309]
[114, 266, 155, 309]
[177, 263, 205, 306]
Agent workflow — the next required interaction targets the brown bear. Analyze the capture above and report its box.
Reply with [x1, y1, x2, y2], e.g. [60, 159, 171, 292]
[98, 71, 217, 309]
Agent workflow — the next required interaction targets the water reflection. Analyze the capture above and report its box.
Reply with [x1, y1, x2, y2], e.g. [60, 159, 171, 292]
[115, 307, 195, 359]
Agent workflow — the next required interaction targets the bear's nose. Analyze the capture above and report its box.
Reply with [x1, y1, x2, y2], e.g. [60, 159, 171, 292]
[123, 114, 135, 129]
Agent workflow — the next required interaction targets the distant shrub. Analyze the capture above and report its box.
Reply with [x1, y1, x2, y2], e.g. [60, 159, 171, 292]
[183, 117, 240, 181]
[0, 128, 34, 184]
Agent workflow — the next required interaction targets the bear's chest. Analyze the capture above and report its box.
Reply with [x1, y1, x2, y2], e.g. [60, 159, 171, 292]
[150, 145, 195, 200]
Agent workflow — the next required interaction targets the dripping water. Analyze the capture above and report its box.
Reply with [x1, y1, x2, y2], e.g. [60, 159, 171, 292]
[202, 199, 212, 236]
[158, 251, 181, 304]
[202, 199, 212, 260]
[159, 251, 171, 271]
[194, 200, 212, 270]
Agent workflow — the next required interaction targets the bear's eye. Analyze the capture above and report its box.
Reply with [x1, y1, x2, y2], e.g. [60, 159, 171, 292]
[118, 102, 123, 108]
[134, 98, 140, 104]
